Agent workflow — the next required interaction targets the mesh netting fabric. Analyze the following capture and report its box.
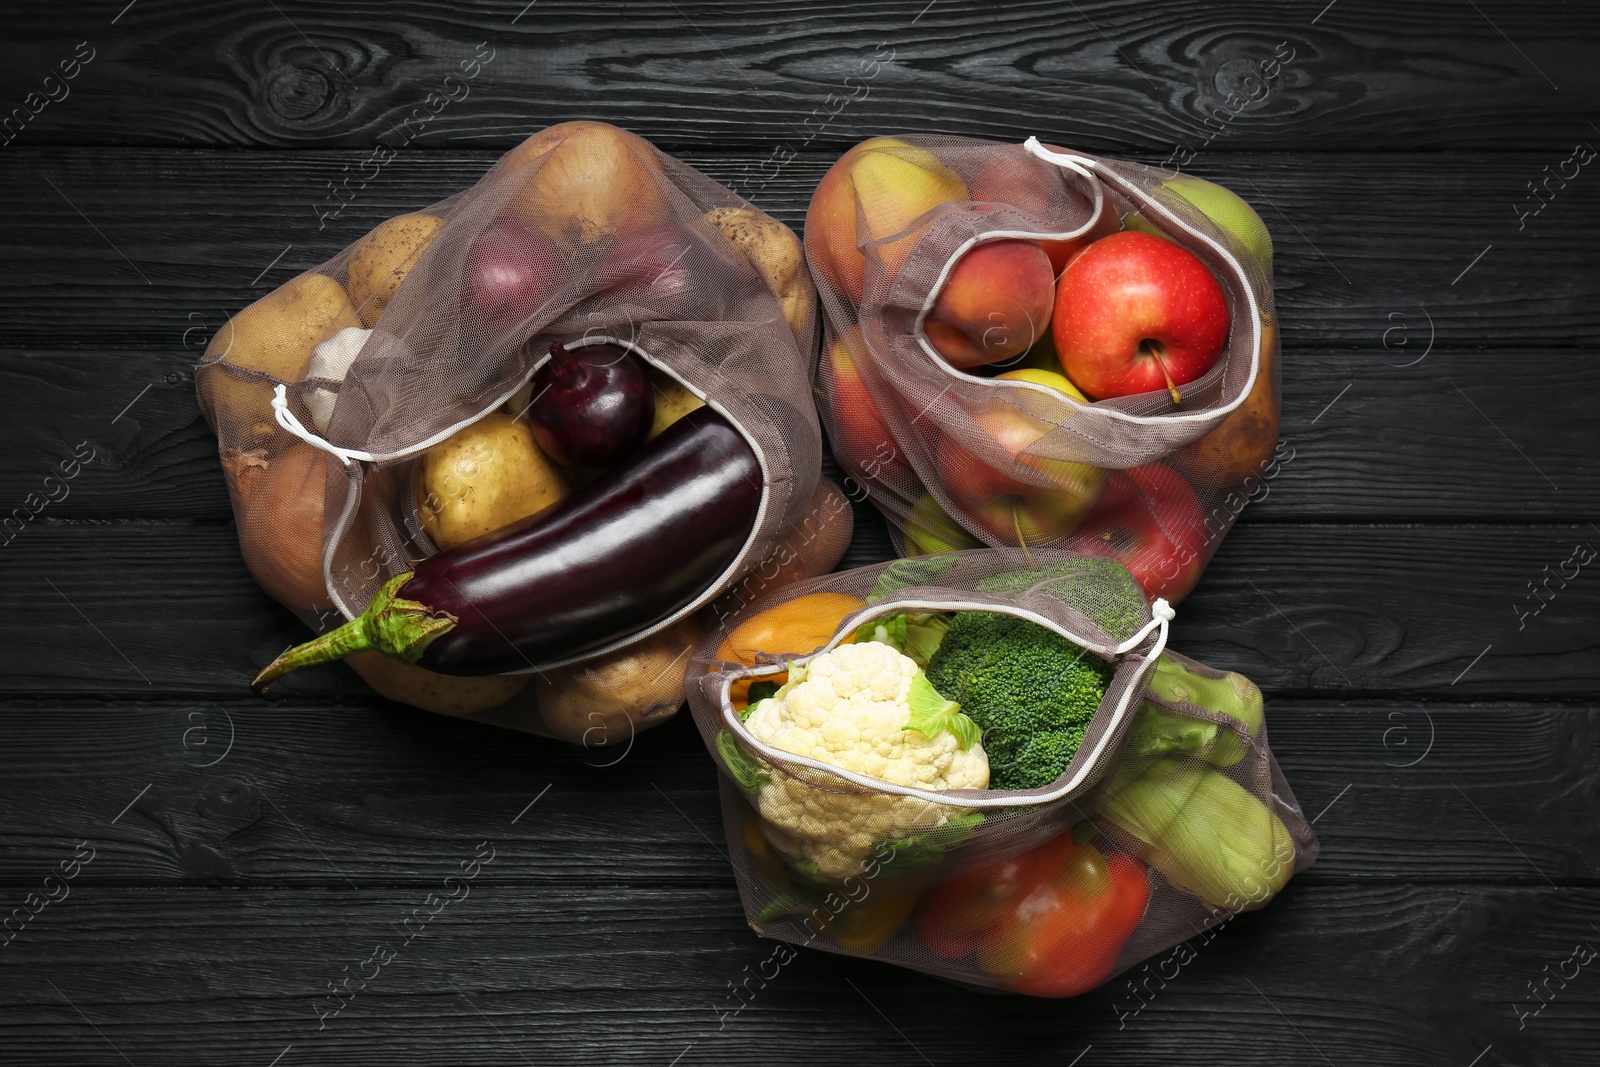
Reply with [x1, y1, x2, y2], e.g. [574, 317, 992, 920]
[806, 136, 1282, 605]
[197, 121, 823, 736]
[688, 549, 1318, 995]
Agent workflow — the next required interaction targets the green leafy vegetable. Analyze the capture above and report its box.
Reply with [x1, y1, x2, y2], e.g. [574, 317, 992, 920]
[1142, 656, 1263, 766]
[855, 611, 952, 667]
[925, 611, 1113, 790]
[975, 557, 1146, 640]
[903, 671, 982, 750]
[717, 729, 771, 794]
[868, 810, 984, 878]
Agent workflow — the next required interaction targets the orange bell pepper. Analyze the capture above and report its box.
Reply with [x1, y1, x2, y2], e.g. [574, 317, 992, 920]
[714, 591, 863, 709]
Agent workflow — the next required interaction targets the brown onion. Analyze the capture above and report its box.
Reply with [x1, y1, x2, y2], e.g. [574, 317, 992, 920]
[503, 122, 669, 248]
[233, 442, 337, 617]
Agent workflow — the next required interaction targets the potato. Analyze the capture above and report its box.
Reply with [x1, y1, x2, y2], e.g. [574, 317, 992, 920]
[418, 413, 567, 550]
[535, 618, 702, 745]
[645, 364, 706, 439]
[705, 206, 815, 340]
[710, 478, 855, 619]
[347, 651, 528, 717]
[347, 212, 443, 327]
[199, 274, 360, 444]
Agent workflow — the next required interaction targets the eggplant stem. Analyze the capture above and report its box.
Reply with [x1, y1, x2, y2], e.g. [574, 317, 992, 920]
[250, 572, 457, 694]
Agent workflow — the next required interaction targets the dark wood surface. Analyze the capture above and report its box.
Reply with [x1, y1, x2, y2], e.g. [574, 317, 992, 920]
[1, 2, 1596, 1064]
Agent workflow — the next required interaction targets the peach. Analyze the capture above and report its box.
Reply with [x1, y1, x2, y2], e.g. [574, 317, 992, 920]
[923, 239, 1055, 368]
[969, 151, 1118, 277]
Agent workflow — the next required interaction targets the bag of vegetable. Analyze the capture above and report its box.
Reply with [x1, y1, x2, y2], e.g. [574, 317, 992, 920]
[806, 136, 1283, 604]
[196, 120, 847, 740]
[688, 550, 1318, 995]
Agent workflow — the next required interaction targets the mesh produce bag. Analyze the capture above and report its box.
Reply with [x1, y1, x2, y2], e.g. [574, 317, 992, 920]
[807, 136, 1282, 604]
[196, 121, 826, 739]
[688, 551, 1318, 995]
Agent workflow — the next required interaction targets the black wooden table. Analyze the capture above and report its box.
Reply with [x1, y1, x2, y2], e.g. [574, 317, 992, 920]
[1, 3, 1596, 1064]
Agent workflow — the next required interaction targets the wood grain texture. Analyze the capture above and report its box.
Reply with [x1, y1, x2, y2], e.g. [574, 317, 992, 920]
[2, 148, 1596, 351]
[2, 2, 1596, 1060]
[2, 521, 1592, 698]
[0, 1, 1590, 152]
[0, 881, 1593, 1066]
[0, 698, 1591, 886]
[2, 346, 1594, 523]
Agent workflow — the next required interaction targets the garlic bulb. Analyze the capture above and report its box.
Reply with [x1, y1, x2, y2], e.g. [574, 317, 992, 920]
[303, 326, 372, 433]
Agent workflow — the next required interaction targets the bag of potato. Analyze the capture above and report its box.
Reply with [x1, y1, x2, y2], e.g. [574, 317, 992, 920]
[686, 551, 1318, 996]
[807, 136, 1282, 605]
[197, 121, 844, 741]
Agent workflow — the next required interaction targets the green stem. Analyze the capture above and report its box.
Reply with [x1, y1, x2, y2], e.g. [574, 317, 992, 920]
[250, 572, 457, 694]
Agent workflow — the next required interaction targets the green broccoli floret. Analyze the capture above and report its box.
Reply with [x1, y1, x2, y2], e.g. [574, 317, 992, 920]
[975, 557, 1147, 640]
[924, 611, 1114, 790]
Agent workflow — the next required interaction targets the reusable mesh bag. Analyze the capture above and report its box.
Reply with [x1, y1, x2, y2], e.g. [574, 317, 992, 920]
[807, 136, 1282, 604]
[196, 121, 823, 738]
[688, 551, 1318, 995]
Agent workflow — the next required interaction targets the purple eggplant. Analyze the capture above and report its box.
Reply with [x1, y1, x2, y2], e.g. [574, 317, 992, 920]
[251, 405, 762, 688]
[526, 340, 654, 468]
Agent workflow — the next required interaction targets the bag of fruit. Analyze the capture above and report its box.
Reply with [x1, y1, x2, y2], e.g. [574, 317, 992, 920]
[688, 551, 1317, 996]
[196, 121, 846, 742]
[807, 136, 1281, 604]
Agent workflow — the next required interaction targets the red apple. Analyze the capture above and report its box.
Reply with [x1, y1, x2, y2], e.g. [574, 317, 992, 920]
[1077, 463, 1208, 604]
[935, 409, 1105, 546]
[924, 239, 1055, 369]
[1051, 231, 1229, 403]
[822, 330, 915, 487]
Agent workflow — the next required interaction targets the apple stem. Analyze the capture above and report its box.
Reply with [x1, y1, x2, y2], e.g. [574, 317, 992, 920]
[1010, 504, 1037, 569]
[1158, 357, 1183, 406]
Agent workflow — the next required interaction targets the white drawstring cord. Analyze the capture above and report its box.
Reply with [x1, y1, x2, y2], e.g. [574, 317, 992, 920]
[1113, 597, 1175, 656]
[1022, 136, 1099, 181]
[271, 383, 376, 466]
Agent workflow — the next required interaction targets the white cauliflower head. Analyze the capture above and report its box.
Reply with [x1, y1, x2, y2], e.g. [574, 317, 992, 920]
[741, 640, 989, 880]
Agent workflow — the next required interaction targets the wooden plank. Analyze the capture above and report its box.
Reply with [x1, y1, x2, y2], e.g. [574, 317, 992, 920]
[3, 521, 1591, 697]
[4, 148, 1597, 351]
[0, 881, 1593, 1066]
[0, 699, 1591, 886]
[2, 345, 1594, 524]
[0, 1, 1591, 152]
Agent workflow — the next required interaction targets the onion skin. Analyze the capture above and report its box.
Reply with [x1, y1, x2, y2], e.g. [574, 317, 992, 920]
[233, 442, 336, 617]
[458, 218, 564, 350]
[503, 121, 670, 249]
[253, 406, 763, 689]
[591, 224, 727, 319]
[526, 341, 654, 469]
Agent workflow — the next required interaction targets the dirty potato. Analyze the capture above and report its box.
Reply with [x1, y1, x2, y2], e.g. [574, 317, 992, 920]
[417, 413, 567, 550]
